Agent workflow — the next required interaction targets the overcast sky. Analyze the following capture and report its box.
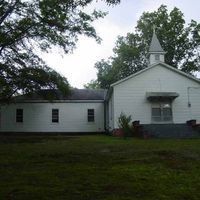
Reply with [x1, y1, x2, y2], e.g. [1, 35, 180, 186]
[41, 0, 200, 88]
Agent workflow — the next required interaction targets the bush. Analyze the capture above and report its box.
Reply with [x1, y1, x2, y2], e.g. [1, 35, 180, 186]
[118, 112, 133, 138]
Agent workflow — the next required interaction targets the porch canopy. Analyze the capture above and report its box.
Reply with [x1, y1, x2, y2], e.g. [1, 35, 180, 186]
[146, 92, 179, 101]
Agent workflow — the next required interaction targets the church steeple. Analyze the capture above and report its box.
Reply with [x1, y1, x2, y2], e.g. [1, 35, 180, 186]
[149, 31, 166, 65]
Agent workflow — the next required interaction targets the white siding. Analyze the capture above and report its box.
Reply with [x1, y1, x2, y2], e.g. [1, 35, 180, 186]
[0, 102, 104, 133]
[111, 64, 200, 128]
[189, 87, 200, 123]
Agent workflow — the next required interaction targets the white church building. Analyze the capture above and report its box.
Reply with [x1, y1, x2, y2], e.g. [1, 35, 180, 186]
[0, 33, 200, 136]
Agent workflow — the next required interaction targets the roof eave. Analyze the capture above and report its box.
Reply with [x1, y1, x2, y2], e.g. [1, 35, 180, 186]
[11, 99, 105, 103]
[156, 62, 200, 84]
[148, 51, 166, 54]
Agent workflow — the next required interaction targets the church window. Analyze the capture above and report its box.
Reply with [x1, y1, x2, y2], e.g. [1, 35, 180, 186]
[152, 102, 172, 123]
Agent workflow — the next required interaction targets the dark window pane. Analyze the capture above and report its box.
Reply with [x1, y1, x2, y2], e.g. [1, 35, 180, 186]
[52, 109, 59, 123]
[163, 108, 172, 116]
[152, 108, 161, 117]
[163, 116, 172, 121]
[88, 109, 94, 115]
[16, 109, 23, 123]
[88, 109, 94, 122]
[163, 108, 172, 121]
[152, 108, 161, 122]
[152, 116, 162, 122]
[88, 116, 94, 122]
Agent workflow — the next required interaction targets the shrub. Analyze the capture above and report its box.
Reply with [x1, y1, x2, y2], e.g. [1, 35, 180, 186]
[118, 112, 133, 138]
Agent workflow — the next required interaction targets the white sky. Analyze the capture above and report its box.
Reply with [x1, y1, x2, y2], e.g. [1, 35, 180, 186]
[41, 0, 200, 88]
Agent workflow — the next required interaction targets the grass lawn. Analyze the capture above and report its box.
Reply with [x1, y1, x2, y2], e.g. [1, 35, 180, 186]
[0, 135, 200, 200]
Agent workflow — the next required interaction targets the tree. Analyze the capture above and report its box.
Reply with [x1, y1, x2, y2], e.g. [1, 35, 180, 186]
[0, 0, 120, 101]
[84, 79, 100, 89]
[111, 33, 147, 77]
[136, 5, 200, 72]
[94, 59, 120, 89]
[93, 5, 200, 89]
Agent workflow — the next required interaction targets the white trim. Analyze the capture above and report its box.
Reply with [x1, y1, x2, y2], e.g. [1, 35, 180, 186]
[148, 51, 166, 54]
[111, 62, 200, 87]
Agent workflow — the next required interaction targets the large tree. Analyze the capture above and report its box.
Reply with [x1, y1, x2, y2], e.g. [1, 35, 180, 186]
[0, 0, 120, 101]
[91, 5, 200, 89]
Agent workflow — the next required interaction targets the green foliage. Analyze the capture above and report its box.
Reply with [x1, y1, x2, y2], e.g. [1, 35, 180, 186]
[92, 5, 200, 89]
[135, 5, 200, 72]
[84, 79, 100, 89]
[0, 0, 120, 101]
[118, 112, 132, 137]
[95, 59, 119, 89]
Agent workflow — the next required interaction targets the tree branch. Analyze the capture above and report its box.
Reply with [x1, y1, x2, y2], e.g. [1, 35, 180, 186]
[0, 0, 19, 25]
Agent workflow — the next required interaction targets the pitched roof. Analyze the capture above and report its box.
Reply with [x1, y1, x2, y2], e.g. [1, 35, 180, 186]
[149, 32, 165, 53]
[14, 89, 106, 101]
[110, 62, 200, 87]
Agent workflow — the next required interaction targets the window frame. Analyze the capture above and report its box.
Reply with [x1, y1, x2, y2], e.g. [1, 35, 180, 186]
[16, 108, 23, 123]
[87, 109, 95, 122]
[151, 102, 173, 123]
[52, 109, 59, 123]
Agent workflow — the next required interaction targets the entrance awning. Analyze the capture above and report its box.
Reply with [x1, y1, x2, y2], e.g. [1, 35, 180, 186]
[146, 92, 179, 101]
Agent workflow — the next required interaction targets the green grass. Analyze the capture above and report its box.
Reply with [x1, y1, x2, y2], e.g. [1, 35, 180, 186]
[0, 135, 200, 200]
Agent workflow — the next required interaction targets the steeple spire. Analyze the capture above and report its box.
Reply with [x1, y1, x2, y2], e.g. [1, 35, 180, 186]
[149, 30, 166, 65]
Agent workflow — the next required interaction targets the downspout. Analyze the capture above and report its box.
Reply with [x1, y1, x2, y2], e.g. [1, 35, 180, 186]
[104, 87, 113, 133]
[104, 100, 106, 133]
[103, 89, 108, 133]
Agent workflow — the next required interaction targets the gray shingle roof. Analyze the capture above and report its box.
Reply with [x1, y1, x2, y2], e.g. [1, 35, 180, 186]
[149, 32, 165, 53]
[14, 89, 106, 101]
